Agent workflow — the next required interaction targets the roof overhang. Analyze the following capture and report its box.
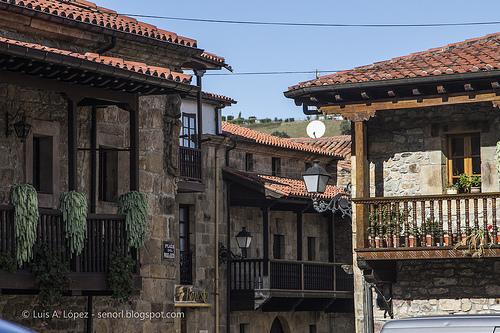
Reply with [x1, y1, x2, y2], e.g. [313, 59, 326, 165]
[285, 71, 500, 121]
[0, 39, 197, 98]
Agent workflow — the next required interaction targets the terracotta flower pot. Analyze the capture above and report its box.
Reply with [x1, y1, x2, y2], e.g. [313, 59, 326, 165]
[375, 236, 381, 248]
[385, 236, 393, 248]
[393, 235, 400, 248]
[368, 236, 375, 248]
[497, 232, 500, 245]
[426, 234, 433, 247]
[409, 235, 415, 248]
[444, 234, 450, 247]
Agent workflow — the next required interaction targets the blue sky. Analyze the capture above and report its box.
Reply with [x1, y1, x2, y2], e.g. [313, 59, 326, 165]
[98, 0, 500, 119]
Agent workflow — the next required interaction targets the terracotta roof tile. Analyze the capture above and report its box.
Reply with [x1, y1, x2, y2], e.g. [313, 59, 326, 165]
[286, 136, 351, 159]
[290, 32, 500, 90]
[1, 0, 198, 47]
[202, 92, 237, 105]
[0, 36, 192, 83]
[224, 168, 345, 199]
[222, 122, 341, 157]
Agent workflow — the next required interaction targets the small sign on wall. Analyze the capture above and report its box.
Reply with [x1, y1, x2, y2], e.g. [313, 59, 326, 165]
[163, 241, 175, 260]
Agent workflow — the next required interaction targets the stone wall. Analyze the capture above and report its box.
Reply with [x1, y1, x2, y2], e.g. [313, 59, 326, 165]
[373, 259, 500, 332]
[367, 103, 500, 196]
[0, 82, 183, 332]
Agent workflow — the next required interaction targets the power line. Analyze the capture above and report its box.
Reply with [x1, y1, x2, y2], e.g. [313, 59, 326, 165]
[119, 14, 500, 28]
[205, 70, 340, 76]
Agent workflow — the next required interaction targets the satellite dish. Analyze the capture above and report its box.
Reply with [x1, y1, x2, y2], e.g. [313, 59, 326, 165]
[306, 120, 326, 139]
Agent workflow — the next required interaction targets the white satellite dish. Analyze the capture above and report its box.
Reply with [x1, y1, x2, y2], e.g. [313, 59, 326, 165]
[306, 120, 326, 139]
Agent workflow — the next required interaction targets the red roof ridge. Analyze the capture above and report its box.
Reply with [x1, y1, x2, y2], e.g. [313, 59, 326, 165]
[2, 0, 198, 48]
[0, 36, 192, 84]
[289, 32, 500, 90]
[223, 168, 345, 199]
[222, 122, 342, 157]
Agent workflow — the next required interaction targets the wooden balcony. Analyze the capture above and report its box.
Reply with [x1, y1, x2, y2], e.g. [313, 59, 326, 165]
[229, 259, 354, 312]
[178, 146, 204, 192]
[354, 193, 500, 261]
[0, 205, 139, 294]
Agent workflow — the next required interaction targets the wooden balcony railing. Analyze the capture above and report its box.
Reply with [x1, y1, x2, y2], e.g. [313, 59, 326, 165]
[0, 205, 134, 274]
[179, 146, 202, 182]
[230, 259, 353, 292]
[354, 192, 500, 249]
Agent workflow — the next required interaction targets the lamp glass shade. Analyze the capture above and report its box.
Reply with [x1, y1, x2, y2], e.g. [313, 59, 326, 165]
[235, 227, 252, 249]
[13, 118, 31, 141]
[302, 162, 331, 194]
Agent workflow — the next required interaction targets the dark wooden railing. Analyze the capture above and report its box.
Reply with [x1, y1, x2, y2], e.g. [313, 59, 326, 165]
[179, 146, 202, 181]
[0, 205, 132, 273]
[354, 192, 500, 249]
[230, 259, 353, 292]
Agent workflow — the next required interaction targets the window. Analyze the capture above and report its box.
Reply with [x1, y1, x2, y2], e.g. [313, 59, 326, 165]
[32, 136, 53, 194]
[239, 323, 249, 333]
[309, 325, 317, 333]
[180, 113, 197, 148]
[273, 234, 285, 259]
[99, 146, 118, 202]
[272, 157, 281, 176]
[245, 153, 254, 172]
[448, 133, 481, 185]
[307, 237, 316, 261]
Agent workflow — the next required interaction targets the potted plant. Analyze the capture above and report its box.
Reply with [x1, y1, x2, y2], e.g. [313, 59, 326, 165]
[470, 175, 481, 193]
[408, 225, 420, 248]
[454, 227, 493, 258]
[443, 232, 450, 246]
[457, 173, 471, 193]
[423, 218, 441, 247]
[445, 184, 458, 195]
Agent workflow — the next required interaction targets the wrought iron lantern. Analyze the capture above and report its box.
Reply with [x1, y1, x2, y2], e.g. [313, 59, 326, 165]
[235, 227, 252, 258]
[303, 162, 352, 218]
[13, 116, 32, 142]
[303, 161, 331, 194]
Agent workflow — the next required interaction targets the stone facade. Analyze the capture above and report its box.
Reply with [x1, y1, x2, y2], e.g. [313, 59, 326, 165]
[351, 102, 500, 333]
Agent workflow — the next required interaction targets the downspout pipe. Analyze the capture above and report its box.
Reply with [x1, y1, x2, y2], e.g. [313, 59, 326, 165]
[195, 70, 206, 148]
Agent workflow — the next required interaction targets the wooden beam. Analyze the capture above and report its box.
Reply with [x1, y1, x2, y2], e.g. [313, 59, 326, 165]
[67, 97, 78, 191]
[354, 121, 369, 249]
[321, 92, 500, 120]
[90, 105, 97, 213]
[129, 97, 140, 191]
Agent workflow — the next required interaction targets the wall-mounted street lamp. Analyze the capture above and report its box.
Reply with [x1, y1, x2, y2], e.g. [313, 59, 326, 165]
[303, 161, 352, 218]
[5, 104, 31, 142]
[235, 227, 252, 258]
[219, 227, 253, 263]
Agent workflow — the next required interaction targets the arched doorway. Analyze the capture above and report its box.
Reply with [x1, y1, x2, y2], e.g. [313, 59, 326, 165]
[270, 318, 285, 333]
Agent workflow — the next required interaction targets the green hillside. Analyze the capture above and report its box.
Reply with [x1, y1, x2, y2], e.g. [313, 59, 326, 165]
[242, 120, 344, 138]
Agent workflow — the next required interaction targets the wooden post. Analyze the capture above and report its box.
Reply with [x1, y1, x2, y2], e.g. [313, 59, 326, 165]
[195, 70, 205, 149]
[262, 206, 269, 276]
[129, 98, 139, 191]
[296, 211, 303, 261]
[67, 98, 78, 191]
[354, 121, 369, 249]
[90, 105, 97, 213]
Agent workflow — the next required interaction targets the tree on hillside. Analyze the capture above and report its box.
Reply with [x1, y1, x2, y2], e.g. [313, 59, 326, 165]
[271, 131, 290, 138]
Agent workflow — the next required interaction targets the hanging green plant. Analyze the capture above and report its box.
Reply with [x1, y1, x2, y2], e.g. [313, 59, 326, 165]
[118, 191, 148, 249]
[60, 191, 88, 256]
[10, 184, 39, 266]
[30, 244, 68, 309]
[108, 252, 135, 302]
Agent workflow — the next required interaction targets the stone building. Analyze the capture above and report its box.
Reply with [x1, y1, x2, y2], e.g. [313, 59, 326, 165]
[219, 123, 355, 333]
[0, 1, 231, 332]
[285, 32, 500, 333]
